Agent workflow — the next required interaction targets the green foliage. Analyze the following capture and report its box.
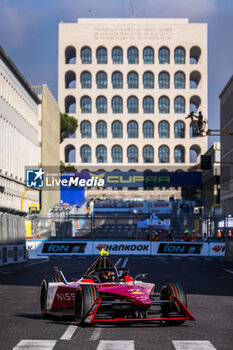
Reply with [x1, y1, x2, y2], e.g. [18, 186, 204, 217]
[60, 113, 78, 142]
[60, 161, 77, 174]
[188, 163, 201, 171]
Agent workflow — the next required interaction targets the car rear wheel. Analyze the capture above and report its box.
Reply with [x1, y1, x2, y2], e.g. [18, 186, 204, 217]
[160, 282, 187, 325]
[40, 278, 49, 318]
[74, 284, 99, 326]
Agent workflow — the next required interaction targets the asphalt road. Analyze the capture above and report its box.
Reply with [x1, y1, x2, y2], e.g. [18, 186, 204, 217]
[0, 256, 233, 350]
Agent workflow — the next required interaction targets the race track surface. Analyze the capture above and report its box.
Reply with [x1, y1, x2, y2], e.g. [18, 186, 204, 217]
[0, 256, 233, 350]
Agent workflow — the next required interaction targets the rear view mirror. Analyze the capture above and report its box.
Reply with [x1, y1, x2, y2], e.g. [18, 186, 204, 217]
[134, 273, 148, 282]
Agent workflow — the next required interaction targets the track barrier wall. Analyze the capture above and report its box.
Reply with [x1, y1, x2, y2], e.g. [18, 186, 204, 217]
[26, 240, 225, 258]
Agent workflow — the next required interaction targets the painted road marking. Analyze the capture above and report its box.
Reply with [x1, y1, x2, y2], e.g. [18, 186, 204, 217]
[172, 340, 217, 350]
[60, 324, 77, 340]
[225, 269, 233, 274]
[122, 257, 128, 268]
[97, 340, 134, 350]
[90, 327, 103, 340]
[13, 340, 56, 349]
[115, 258, 122, 267]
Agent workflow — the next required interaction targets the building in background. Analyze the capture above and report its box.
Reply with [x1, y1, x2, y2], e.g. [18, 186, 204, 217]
[219, 76, 233, 215]
[0, 46, 40, 213]
[58, 18, 208, 199]
[202, 142, 220, 211]
[0, 46, 40, 265]
[32, 85, 60, 214]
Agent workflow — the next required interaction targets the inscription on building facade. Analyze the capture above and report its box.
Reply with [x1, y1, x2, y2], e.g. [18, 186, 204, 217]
[93, 26, 173, 41]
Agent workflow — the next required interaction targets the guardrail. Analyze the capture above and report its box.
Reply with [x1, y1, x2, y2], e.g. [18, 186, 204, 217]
[26, 239, 225, 258]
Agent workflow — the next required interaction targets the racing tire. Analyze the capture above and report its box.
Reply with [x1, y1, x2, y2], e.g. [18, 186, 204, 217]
[40, 278, 49, 318]
[74, 284, 99, 326]
[161, 282, 187, 325]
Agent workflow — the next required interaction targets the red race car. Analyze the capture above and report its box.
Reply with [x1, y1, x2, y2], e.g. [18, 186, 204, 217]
[40, 251, 194, 326]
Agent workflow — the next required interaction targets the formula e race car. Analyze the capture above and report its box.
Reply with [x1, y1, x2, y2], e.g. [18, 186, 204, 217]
[40, 250, 194, 326]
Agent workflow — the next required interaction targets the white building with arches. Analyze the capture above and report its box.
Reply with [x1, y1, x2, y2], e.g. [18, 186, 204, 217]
[59, 18, 207, 199]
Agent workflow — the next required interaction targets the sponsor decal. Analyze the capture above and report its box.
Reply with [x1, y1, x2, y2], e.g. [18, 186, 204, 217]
[95, 243, 149, 252]
[158, 243, 203, 255]
[132, 291, 143, 295]
[42, 242, 87, 254]
[56, 292, 75, 301]
[212, 245, 225, 253]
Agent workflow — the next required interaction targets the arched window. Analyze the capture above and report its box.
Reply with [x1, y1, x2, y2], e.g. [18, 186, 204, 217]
[112, 71, 123, 89]
[174, 47, 185, 64]
[159, 96, 169, 113]
[159, 47, 170, 64]
[81, 47, 91, 64]
[112, 145, 122, 163]
[81, 71, 91, 89]
[174, 72, 185, 89]
[127, 121, 138, 138]
[128, 72, 138, 89]
[65, 71, 76, 88]
[127, 145, 138, 163]
[190, 145, 201, 163]
[143, 47, 154, 64]
[96, 121, 107, 138]
[81, 96, 91, 113]
[174, 145, 185, 163]
[174, 121, 185, 138]
[190, 71, 201, 89]
[96, 96, 107, 113]
[112, 121, 123, 138]
[190, 46, 201, 64]
[190, 95, 201, 113]
[143, 145, 154, 163]
[65, 46, 76, 64]
[159, 72, 170, 89]
[112, 96, 123, 113]
[81, 121, 91, 138]
[65, 145, 76, 162]
[65, 95, 76, 113]
[174, 96, 185, 113]
[81, 145, 91, 163]
[143, 72, 154, 89]
[143, 96, 154, 113]
[127, 96, 138, 113]
[143, 121, 154, 138]
[112, 47, 123, 64]
[159, 121, 169, 138]
[128, 47, 138, 64]
[159, 145, 169, 163]
[96, 145, 107, 163]
[96, 47, 107, 64]
[96, 71, 107, 89]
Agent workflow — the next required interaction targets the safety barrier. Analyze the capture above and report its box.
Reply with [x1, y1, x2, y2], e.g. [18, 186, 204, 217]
[0, 244, 27, 266]
[26, 239, 225, 258]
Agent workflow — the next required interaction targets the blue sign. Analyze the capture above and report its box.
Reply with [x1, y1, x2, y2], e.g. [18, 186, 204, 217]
[26, 169, 44, 188]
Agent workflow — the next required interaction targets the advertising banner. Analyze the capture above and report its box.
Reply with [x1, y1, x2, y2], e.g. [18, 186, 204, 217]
[36, 240, 93, 255]
[209, 243, 225, 257]
[152, 242, 209, 256]
[93, 241, 151, 255]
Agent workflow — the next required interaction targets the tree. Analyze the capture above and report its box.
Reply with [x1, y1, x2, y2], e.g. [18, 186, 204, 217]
[60, 113, 78, 142]
[60, 161, 77, 174]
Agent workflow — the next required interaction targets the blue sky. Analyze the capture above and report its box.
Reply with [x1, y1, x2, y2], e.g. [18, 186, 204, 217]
[0, 0, 233, 147]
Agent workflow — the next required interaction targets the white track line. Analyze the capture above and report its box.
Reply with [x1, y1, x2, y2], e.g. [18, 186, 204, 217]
[122, 257, 128, 268]
[225, 269, 233, 274]
[172, 340, 217, 350]
[97, 340, 134, 350]
[13, 340, 56, 349]
[60, 325, 77, 340]
[115, 258, 122, 267]
[90, 327, 103, 340]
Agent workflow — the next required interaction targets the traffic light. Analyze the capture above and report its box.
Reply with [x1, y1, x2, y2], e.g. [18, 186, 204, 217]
[201, 155, 212, 170]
